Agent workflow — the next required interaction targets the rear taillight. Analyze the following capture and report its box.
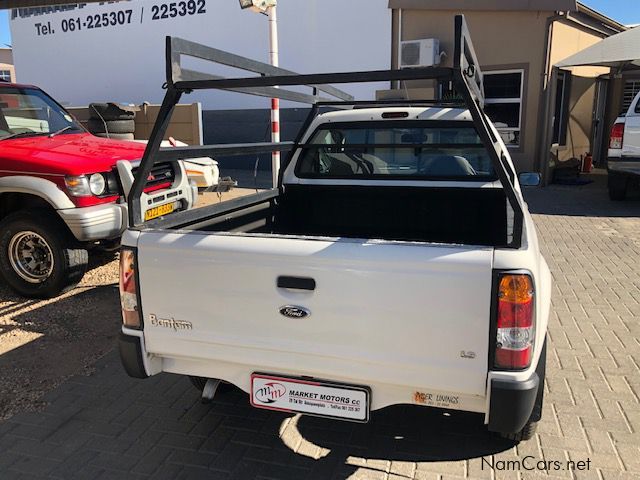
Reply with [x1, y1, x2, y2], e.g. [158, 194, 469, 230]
[495, 274, 534, 370]
[119, 248, 141, 329]
[610, 123, 625, 149]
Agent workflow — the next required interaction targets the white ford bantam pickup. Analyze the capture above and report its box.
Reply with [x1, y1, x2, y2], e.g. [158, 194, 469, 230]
[117, 16, 551, 443]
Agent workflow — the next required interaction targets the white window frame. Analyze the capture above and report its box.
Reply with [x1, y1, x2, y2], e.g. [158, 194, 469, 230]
[483, 69, 524, 148]
[623, 79, 640, 112]
[0, 70, 11, 82]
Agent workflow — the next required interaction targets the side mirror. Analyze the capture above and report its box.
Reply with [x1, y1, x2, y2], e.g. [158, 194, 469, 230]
[519, 172, 541, 187]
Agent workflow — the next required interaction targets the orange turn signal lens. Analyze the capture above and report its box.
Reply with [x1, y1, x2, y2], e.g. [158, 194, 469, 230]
[498, 275, 533, 304]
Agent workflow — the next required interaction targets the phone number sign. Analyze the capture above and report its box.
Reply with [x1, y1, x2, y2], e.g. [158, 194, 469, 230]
[12, 0, 207, 37]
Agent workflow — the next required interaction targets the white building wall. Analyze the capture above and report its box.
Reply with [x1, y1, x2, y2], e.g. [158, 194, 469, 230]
[10, 0, 391, 109]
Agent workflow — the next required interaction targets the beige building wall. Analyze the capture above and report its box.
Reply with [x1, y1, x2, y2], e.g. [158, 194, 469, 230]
[548, 22, 610, 78]
[66, 103, 203, 146]
[0, 49, 16, 83]
[133, 103, 203, 146]
[393, 10, 552, 172]
[548, 21, 609, 163]
[390, 9, 622, 174]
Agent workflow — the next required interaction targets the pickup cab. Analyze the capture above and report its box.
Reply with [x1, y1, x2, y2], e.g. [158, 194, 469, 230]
[0, 81, 196, 298]
[607, 89, 640, 200]
[118, 16, 551, 442]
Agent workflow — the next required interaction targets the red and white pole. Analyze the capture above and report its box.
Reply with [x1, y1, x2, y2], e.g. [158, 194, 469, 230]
[268, 5, 280, 188]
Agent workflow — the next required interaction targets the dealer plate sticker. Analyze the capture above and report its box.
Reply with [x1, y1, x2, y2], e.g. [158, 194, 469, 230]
[250, 374, 370, 422]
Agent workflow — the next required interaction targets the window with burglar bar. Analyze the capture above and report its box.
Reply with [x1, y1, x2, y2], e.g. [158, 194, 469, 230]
[483, 70, 524, 148]
[623, 79, 640, 112]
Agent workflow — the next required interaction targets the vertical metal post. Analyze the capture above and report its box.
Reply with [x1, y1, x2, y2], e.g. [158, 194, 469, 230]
[268, 5, 280, 188]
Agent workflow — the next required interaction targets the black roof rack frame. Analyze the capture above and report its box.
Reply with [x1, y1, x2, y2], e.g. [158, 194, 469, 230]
[129, 14, 526, 249]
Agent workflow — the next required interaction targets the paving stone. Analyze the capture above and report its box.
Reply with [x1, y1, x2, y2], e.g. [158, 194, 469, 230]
[169, 449, 217, 468]
[227, 459, 263, 480]
[209, 442, 249, 473]
[48, 449, 100, 479]
[131, 445, 175, 476]
[89, 452, 140, 472]
[0, 452, 25, 472]
[158, 432, 205, 451]
[147, 463, 184, 480]
[8, 455, 61, 477]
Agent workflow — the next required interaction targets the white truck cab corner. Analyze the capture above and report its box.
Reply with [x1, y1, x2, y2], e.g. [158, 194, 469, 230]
[607, 90, 640, 200]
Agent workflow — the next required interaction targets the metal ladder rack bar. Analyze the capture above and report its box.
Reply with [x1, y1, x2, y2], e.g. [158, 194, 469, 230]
[129, 14, 526, 250]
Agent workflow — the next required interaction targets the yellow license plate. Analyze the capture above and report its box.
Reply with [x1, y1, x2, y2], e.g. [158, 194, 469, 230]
[145, 203, 174, 221]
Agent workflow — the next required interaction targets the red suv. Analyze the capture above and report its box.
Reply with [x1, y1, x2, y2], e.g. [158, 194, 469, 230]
[0, 82, 195, 298]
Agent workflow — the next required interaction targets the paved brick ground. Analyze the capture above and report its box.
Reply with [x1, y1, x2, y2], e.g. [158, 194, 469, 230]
[0, 172, 639, 480]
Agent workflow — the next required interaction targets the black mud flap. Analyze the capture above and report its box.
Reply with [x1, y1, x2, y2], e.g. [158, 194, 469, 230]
[119, 333, 149, 379]
[487, 374, 539, 434]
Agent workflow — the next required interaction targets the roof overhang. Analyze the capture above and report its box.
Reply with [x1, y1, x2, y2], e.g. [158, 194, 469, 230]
[388, 0, 577, 11]
[556, 26, 640, 69]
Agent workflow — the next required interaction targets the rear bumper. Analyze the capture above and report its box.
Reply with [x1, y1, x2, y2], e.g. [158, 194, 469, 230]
[118, 330, 488, 412]
[487, 373, 539, 434]
[58, 202, 127, 242]
[608, 158, 640, 177]
[119, 331, 541, 428]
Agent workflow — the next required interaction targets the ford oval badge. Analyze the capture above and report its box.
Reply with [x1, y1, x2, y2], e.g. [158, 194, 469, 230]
[279, 306, 310, 319]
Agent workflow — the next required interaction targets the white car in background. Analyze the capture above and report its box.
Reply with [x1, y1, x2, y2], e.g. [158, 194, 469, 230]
[607, 90, 640, 200]
[134, 139, 221, 191]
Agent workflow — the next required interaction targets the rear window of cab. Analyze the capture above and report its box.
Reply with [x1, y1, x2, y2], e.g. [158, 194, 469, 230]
[295, 120, 496, 180]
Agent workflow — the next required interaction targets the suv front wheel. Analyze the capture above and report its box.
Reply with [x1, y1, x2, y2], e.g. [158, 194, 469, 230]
[0, 210, 88, 299]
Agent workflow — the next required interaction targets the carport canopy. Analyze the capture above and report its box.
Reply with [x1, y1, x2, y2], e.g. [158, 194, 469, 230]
[556, 26, 640, 68]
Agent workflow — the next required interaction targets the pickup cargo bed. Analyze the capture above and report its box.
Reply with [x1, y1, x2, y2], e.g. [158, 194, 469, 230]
[181, 186, 509, 247]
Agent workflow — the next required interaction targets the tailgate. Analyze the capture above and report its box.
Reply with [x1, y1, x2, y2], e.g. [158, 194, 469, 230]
[138, 233, 494, 396]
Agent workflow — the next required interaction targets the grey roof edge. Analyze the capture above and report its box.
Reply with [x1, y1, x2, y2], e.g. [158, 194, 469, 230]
[555, 24, 640, 67]
[388, 0, 577, 12]
[576, 2, 628, 32]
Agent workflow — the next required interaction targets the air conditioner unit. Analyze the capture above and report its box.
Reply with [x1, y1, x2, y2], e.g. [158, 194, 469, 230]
[400, 39, 440, 68]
